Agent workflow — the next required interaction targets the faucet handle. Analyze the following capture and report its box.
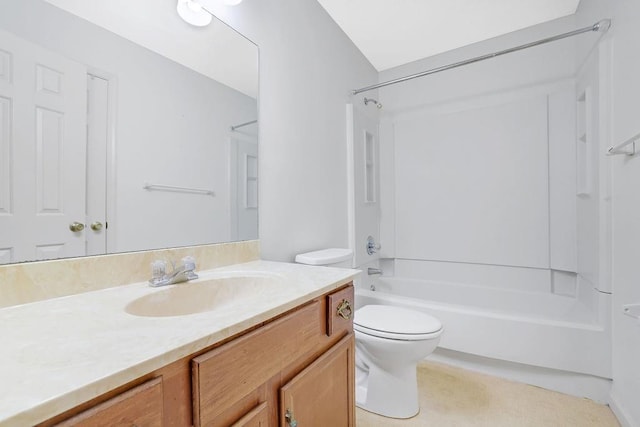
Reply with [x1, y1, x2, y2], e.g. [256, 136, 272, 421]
[151, 260, 167, 279]
[366, 236, 381, 255]
[181, 256, 196, 271]
[181, 256, 199, 280]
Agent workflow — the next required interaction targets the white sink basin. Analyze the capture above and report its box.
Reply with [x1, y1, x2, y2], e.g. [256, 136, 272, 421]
[125, 272, 283, 317]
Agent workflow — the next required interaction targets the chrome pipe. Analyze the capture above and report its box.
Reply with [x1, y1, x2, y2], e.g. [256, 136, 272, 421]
[367, 268, 382, 276]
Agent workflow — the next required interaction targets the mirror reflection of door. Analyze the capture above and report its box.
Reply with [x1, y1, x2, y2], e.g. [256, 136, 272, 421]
[230, 135, 258, 241]
[0, 29, 108, 263]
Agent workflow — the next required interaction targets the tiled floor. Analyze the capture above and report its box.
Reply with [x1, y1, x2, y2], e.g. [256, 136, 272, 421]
[356, 361, 620, 426]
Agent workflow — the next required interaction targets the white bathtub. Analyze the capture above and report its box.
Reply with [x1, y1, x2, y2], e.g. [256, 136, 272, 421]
[355, 277, 611, 378]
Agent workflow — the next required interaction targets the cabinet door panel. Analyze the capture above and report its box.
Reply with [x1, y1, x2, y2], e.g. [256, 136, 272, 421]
[231, 402, 269, 427]
[55, 377, 163, 427]
[280, 334, 355, 427]
[192, 301, 322, 427]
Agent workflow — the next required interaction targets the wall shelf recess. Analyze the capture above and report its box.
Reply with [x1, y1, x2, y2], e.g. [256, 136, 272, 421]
[607, 132, 639, 156]
[623, 304, 640, 321]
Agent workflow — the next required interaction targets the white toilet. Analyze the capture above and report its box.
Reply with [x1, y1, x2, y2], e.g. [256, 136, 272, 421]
[354, 304, 442, 418]
[295, 248, 443, 419]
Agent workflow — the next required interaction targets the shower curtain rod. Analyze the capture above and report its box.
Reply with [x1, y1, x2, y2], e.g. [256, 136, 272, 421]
[231, 119, 258, 131]
[352, 19, 611, 95]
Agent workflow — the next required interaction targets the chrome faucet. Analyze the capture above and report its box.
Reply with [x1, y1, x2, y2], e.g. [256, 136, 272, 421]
[149, 256, 198, 287]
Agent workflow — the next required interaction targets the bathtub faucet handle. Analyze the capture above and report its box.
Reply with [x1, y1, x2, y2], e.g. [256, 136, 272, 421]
[366, 235, 381, 255]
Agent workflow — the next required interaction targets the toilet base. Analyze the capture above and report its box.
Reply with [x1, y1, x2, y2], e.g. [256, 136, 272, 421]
[355, 359, 420, 419]
[353, 305, 442, 419]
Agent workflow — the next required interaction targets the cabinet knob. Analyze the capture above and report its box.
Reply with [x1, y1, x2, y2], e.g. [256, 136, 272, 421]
[69, 222, 85, 232]
[336, 299, 352, 320]
[285, 409, 298, 427]
[90, 221, 103, 231]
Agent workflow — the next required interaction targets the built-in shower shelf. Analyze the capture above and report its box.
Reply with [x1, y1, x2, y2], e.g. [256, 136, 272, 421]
[607, 132, 639, 156]
[622, 304, 640, 321]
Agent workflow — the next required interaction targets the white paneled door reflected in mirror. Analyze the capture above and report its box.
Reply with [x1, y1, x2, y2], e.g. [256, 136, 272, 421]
[0, 0, 258, 265]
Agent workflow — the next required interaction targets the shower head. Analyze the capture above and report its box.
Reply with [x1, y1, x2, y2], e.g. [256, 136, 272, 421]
[364, 97, 383, 109]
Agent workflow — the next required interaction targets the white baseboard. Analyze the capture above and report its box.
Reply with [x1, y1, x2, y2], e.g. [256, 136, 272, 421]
[609, 391, 636, 427]
[429, 348, 612, 404]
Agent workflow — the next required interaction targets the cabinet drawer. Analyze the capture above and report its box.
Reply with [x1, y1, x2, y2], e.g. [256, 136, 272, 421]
[55, 377, 163, 427]
[326, 285, 354, 337]
[192, 301, 322, 427]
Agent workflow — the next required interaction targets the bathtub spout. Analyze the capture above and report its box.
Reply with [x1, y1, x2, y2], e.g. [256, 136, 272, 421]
[368, 268, 383, 276]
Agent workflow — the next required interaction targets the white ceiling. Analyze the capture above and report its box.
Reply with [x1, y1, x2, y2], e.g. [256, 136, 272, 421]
[317, 0, 582, 71]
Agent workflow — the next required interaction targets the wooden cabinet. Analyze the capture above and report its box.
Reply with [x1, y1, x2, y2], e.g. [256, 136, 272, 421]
[280, 334, 355, 427]
[192, 284, 355, 427]
[231, 402, 269, 427]
[192, 301, 323, 426]
[326, 285, 354, 337]
[54, 378, 163, 427]
[42, 283, 354, 427]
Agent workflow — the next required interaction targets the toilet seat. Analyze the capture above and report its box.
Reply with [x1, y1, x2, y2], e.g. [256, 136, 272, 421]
[354, 305, 442, 341]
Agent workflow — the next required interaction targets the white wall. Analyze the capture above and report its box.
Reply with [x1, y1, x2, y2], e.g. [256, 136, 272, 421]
[201, 0, 378, 262]
[576, 1, 640, 426]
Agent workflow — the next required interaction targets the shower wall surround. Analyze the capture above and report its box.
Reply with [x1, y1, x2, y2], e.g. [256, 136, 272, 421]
[392, 91, 568, 269]
[378, 15, 585, 281]
[576, 1, 640, 426]
[375, 2, 640, 425]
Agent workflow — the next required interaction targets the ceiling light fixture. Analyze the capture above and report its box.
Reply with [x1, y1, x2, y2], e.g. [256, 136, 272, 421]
[177, 0, 213, 27]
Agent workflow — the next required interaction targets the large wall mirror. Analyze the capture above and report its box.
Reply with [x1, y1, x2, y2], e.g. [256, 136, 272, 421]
[0, 0, 259, 265]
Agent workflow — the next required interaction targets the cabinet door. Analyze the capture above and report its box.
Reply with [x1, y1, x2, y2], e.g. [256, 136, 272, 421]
[231, 402, 269, 427]
[280, 334, 355, 427]
[55, 377, 163, 427]
[192, 301, 322, 427]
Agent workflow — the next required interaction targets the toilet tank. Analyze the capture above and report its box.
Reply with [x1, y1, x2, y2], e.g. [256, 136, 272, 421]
[295, 248, 353, 268]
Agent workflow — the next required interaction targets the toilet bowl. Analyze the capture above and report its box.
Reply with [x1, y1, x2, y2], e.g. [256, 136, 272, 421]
[294, 249, 443, 419]
[354, 304, 442, 419]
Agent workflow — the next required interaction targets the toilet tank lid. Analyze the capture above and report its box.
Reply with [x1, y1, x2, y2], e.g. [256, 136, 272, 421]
[295, 248, 353, 265]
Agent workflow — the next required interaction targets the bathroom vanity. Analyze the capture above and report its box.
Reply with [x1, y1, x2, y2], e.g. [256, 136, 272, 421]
[0, 261, 357, 426]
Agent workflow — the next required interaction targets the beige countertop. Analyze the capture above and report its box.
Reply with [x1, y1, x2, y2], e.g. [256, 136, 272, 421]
[0, 260, 358, 426]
